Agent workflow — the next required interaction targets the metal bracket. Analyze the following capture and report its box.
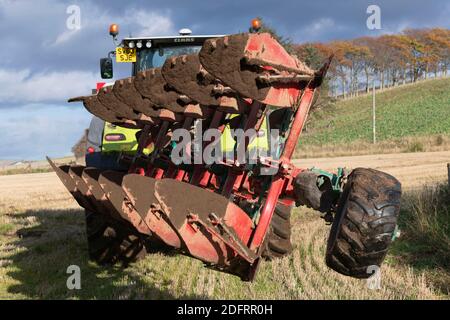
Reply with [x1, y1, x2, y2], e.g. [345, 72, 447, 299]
[256, 74, 313, 85]
[187, 212, 257, 264]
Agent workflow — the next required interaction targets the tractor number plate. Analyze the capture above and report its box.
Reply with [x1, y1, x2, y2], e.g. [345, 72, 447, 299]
[116, 47, 136, 63]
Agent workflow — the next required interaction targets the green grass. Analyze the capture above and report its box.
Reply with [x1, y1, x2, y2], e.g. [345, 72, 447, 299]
[1, 205, 445, 299]
[390, 183, 450, 295]
[299, 78, 450, 150]
[0, 223, 14, 235]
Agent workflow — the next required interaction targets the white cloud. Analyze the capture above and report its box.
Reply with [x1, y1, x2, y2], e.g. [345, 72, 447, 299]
[126, 10, 175, 37]
[381, 21, 413, 35]
[294, 17, 345, 42]
[50, 5, 175, 47]
[0, 68, 99, 104]
[52, 29, 81, 46]
[310, 18, 335, 33]
[0, 104, 92, 160]
[0, 1, 176, 105]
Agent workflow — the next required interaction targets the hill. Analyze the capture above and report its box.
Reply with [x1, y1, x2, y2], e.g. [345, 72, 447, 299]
[297, 77, 450, 158]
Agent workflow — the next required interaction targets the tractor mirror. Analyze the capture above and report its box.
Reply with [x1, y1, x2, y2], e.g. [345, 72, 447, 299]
[100, 58, 113, 79]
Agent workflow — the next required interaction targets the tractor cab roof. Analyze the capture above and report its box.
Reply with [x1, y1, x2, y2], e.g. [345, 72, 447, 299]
[121, 34, 225, 50]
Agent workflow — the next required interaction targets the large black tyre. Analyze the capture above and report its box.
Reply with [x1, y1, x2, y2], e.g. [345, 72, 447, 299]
[261, 204, 293, 260]
[85, 210, 148, 266]
[326, 168, 401, 278]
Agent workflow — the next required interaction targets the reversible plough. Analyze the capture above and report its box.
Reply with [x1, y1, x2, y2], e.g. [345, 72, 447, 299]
[49, 32, 402, 281]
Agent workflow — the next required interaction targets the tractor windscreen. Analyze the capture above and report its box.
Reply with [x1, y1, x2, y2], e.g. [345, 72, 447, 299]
[137, 45, 202, 71]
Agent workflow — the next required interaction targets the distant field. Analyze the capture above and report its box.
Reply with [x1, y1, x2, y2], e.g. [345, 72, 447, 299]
[297, 78, 450, 157]
[0, 156, 75, 176]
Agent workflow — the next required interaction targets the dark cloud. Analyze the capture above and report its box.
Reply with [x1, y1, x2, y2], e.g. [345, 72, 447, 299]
[0, 0, 448, 159]
[89, 0, 450, 40]
[1, 0, 449, 85]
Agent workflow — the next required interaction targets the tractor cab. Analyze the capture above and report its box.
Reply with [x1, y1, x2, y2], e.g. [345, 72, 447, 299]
[100, 26, 224, 78]
[89, 27, 224, 170]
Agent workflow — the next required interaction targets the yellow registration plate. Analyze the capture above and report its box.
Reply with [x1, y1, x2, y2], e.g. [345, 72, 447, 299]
[116, 47, 136, 63]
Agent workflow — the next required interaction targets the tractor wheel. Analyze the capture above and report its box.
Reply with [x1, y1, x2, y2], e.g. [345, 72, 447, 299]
[85, 210, 147, 266]
[326, 168, 401, 278]
[261, 204, 293, 260]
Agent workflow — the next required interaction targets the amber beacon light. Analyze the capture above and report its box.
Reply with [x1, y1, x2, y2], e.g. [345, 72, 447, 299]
[109, 24, 119, 37]
[251, 18, 261, 31]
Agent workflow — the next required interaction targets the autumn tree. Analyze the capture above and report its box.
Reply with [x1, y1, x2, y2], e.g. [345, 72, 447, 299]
[295, 42, 335, 106]
[252, 20, 449, 100]
[426, 28, 450, 77]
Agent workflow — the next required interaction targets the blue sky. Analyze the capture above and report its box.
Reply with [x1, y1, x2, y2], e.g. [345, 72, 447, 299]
[0, 0, 449, 160]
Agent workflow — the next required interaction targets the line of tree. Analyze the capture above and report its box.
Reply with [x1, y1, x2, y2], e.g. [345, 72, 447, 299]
[294, 28, 450, 98]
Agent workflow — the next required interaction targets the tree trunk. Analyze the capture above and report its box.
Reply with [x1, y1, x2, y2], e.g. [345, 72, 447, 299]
[350, 66, 354, 97]
[342, 78, 346, 99]
[364, 67, 370, 93]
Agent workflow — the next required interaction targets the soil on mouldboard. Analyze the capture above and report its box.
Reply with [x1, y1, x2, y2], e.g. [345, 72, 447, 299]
[98, 86, 140, 120]
[113, 77, 156, 116]
[162, 54, 222, 106]
[199, 34, 270, 101]
[134, 68, 189, 113]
